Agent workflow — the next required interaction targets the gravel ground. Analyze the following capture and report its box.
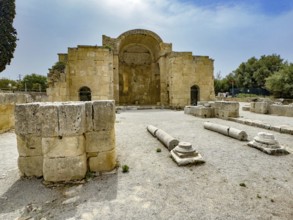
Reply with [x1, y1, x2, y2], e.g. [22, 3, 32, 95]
[0, 104, 292, 220]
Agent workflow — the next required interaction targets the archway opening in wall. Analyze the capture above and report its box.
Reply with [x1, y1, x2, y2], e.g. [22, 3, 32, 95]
[118, 30, 162, 105]
[79, 86, 91, 101]
[191, 85, 199, 106]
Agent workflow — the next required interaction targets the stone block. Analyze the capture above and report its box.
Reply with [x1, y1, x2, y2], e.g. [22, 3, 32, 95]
[42, 135, 85, 157]
[214, 101, 239, 118]
[85, 130, 115, 153]
[15, 103, 42, 136]
[92, 100, 115, 131]
[254, 102, 270, 114]
[17, 134, 42, 156]
[43, 154, 87, 182]
[39, 104, 59, 137]
[189, 106, 215, 118]
[88, 149, 117, 172]
[85, 102, 93, 132]
[58, 102, 86, 136]
[18, 156, 43, 177]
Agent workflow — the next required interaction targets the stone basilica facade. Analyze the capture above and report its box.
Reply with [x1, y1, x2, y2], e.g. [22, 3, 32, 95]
[47, 29, 215, 107]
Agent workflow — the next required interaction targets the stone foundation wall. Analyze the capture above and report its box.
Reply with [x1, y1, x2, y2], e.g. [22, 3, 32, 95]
[0, 93, 33, 133]
[269, 104, 293, 117]
[15, 101, 116, 182]
[184, 101, 239, 119]
[214, 101, 239, 119]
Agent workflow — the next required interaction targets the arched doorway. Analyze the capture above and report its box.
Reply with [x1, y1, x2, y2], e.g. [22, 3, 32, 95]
[79, 86, 91, 101]
[191, 85, 199, 106]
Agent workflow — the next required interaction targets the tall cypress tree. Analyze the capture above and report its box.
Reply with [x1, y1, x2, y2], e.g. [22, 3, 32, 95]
[0, 0, 17, 72]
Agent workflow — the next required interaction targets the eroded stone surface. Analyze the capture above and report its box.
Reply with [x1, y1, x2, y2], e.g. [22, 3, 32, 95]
[43, 154, 87, 182]
[248, 132, 289, 155]
[171, 142, 204, 166]
[88, 149, 117, 172]
[14, 101, 116, 182]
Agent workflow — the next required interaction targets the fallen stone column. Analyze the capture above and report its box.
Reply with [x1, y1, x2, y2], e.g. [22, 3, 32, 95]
[203, 122, 229, 136]
[150, 127, 179, 151]
[147, 125, 159, 137]
[228, 127, 248, 141]
[203, 122, 247, 141]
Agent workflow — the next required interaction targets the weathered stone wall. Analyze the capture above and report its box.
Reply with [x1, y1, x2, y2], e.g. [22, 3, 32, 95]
[184, 101, 239, 119]
[214, 101, 239, 119]
[0, 93, 33, 133]
[47, 29, 215, 108]
[269, 104, 293, 117]
[167, 53, 215, 107]
[14, 101, 116, 182]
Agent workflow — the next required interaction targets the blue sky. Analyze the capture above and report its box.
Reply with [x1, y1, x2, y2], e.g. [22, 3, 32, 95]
[2, 0, 293, 80]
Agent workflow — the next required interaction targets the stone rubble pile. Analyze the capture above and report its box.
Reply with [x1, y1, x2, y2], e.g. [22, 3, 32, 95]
[248, 132, 290, 155]
[15, 101, 116, 182]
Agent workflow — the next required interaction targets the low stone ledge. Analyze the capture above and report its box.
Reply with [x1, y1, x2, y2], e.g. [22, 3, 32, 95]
[228, 118, 293, 135]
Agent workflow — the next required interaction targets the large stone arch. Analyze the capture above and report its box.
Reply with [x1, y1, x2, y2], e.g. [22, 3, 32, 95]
[117, 29, 162, 105]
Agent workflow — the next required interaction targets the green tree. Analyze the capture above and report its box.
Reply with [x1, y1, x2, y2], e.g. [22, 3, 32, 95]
[0, 77, 17, 90]
[22, 73, 47, 92]
[233, 54, 283, 89]
[265, 63, 293, 98]
[0, 0, 17, 72]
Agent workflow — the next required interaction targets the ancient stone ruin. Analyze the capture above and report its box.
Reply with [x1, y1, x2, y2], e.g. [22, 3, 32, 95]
[184, 101, 239, 119]
[15, 101, 116, 182]
[248, 132, 289, 155]
[245, 98, 293, 117]
[203, 122, 248, 141]
[170, 142, 204, 166]
[47, 29, 215, 108]
[0, 93, 33, 133]
[147, 125, 204, 165]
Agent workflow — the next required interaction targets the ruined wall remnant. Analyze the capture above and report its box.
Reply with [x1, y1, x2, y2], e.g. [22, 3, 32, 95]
[47, 29, 215, 107]
[15, 101, 116, 182]
[184, 101, 239, 119]
[0, 93, 33, 133]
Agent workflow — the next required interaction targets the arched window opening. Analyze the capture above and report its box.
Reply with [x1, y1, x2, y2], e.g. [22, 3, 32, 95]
[79, 86, 91, 101]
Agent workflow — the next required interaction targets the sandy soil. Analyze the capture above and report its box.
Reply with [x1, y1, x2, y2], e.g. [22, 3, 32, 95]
[0, 107, 292, 220]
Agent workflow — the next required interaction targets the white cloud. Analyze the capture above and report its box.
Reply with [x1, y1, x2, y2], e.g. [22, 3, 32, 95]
[2, 0, 293, 79]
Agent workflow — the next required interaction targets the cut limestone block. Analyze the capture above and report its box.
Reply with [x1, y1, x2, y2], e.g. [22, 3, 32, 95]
[147, 125, 159, 137]
[92, 100, 115, 131]
[155, 129, 179, 151]
[18, 156, 43, 177]
[214, 101, 239, 118]
[39, 104, 59, 137]
[43, 154, 87, 182]
[187, 106, 215, 118]
[85, 130, 115, 153]
[88, 149, 117, 172]
[85, 102, 93, 132]
[171, 142, 205, 166]
[17, 134, 42, 156]
[204, 122, 248, 141]
[42, 135, 85, 158]
[15, 103, 42, 136]
[248, 132, 289, 155]
[58, 102, 86, 136]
